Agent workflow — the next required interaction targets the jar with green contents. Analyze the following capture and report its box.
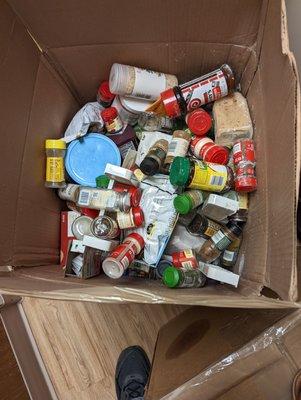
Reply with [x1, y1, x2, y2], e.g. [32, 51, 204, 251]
[173, 190, 204, 215]
[45, 139, 66, 188]
[169, 156, 233, 192]
[163, 266, 206, 288]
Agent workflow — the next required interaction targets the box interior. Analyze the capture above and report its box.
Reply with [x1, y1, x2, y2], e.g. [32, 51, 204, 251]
[0, 0, 299, 305]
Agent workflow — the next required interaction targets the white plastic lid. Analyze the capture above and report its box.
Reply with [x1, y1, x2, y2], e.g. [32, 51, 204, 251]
[120, 96, 152, 113]
[105, 163, 138, 186]
[109, 63, 130, 95]
[82, 235, 118, 251]
[102, 258, 124, 279]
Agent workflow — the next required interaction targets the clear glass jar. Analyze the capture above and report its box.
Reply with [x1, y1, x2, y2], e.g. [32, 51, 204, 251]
[138, 112, 175, 133]
[164, 130, 191, 171]
[91, 215, 120, 239]
[140, 139, 169, 176]
[45, 139, 66, 188]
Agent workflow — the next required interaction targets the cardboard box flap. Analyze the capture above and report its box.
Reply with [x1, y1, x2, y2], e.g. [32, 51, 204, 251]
[145, 307, 292, 400]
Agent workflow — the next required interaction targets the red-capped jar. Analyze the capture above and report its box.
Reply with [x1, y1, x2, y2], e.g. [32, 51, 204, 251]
[185, 108, 212, 136]
[190, 137, 229, 165]
[102, 233, 145, 279]
[113, 183, 142, 207]
[172, 249, 198, 270]
[101, 106, 123, 134]
[233, 139, 257, 192]
[97, 81, 115, 108]
[161, 64, 235, 118]
[116, 207, 144, 229]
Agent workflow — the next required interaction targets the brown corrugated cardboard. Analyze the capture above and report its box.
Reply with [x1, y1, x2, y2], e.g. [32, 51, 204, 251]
[0, 0, 299, 306]
[147, 309, 301, 400]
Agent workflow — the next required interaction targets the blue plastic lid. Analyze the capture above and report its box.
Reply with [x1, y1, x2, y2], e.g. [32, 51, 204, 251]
[65, 134, 121, 187]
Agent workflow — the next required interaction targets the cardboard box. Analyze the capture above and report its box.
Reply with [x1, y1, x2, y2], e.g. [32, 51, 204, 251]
[145, 308, 301, 400]
[0, 0, 299, 307]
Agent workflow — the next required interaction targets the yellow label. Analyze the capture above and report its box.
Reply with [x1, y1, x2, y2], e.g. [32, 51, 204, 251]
[204, 226, 217, 237]
[134, 168, 146, 182]
[46, 157, 64, 182]
[189, 161, 227, 192]
[183, 249, 194, 258]
[238, 193, 248, 210]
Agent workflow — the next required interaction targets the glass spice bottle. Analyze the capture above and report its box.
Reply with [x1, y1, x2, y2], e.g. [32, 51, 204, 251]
[173, 190, 204, 215]
[45, 139, 66, 189]
[77, 187, 131, 212]
[116, 207, 144, 229]
[138, 112, 175, 133]
[187, 214, 222, 238]
[101, 106, 123, 134]
[163, 266, 207, 288]
[223, 191, 249, 224]
[178, 208, 198, 227]
[97, 81, 115, 108]
[170, 156, 233, 192]
[140, 139, 169, 176]
[198, 221, 243, 263]
[221, 236, 242, 268]
[91, 215, 120, 240]
[164, 130, 191, 172]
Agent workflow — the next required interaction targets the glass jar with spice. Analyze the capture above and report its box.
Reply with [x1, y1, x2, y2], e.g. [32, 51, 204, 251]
[116, 207, 144, 229]
[164, 130, 191, 172]
[223, 191, 249, 224]
[101, 106, 123, 134]
[138, 112, 175, 133]
[45, 139, 66, 189]
[97, 81, 115, 108]
[170, 156, 233, 192]
[198, 221, 243, 263]
[173, 190, 204, 215]
[140, 139, 169, 176]
[187, 214, 221, 238]
[77, 187, 131, 212]
[91, 215, 120, 240]
[163, 266, 206, 288]
[221, 236, 242, 268]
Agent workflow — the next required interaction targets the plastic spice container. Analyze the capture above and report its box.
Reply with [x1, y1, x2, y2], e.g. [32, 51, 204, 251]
[164, 130, 191, 171]
[163, 266, 206, 288]
[169, 156, 233, 192]
[58, 184, 80, 202]
[45, 139, 66, 188]
[77, 187, 131, 212]
[97, 81, 115, 107]
[172, 249, 198, 270]
[138, 112, 175, 133]
[198, 221, 243, 263]
[71, 215, 94, 240]
[161, 64, 235, 118]
[233, 139, 257, 192]
[140, 139, 169, 176]
[116, 207, 144, 229]
[190, 137, 229, 165]
[91, 215, 120, 239]
[113, 183, 141, 207]
[173, 190, 204, 215]
[109, 63, 178, 101]
[213, 92, 253, 147]
[221, 237, 242, 268]
[185, 108, 212, 136]
[101, 106, 123, 134]
[112, 95, 152, 126]
[102, 233, 145, 279]
[187, 214, 221, 238]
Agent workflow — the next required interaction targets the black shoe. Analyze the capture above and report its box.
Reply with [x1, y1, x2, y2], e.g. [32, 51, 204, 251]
[115, 346, 151, 400]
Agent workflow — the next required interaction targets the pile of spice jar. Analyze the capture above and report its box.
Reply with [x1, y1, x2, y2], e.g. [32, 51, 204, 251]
[45, 61, 257, 288]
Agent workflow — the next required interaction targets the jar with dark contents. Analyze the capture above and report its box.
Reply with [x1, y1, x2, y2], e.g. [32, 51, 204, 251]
[198, 221, 242, 263]
[223, 191, 249, 224]
[221, 237, 242, 268]
[170, 156, 233, 192]
[187, 214, 221, 238]
[140, 139, 169, 176]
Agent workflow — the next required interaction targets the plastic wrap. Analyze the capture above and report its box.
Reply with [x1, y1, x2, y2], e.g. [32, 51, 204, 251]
[160, 310, 301, 400]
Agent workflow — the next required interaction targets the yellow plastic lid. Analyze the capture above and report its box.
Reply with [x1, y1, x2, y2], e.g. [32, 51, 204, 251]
[45, 139, 66, 149]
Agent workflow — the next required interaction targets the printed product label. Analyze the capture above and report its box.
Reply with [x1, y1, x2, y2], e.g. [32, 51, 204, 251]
[211, 231, 232, 251]
[204, 220, 220, 237]
[189, 161, 227, 192]
[117, 212, 134, 229]
[133, 68, 166, 100]
[46, 157, 64, 183]
[188, 190, 203, 207]
[181, 271, 205, 288]
[166, 138, 189, 158]
[223, 250, 235, 262]
[77, 189, 92, 206]
[238, 193, 248, 210]
[59, 184, 78, 200]
[182, 71, 228, 112]
[105, 116, 123, 133]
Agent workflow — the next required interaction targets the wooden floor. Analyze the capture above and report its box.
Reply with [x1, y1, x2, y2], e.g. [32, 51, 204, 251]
[0, 319, 29, 400]
[22, 298, 187, 400]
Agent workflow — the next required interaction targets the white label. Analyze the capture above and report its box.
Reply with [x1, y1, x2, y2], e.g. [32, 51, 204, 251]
[117, 212, 134, 229]
[67, 212, 81, 237]
[78, 189, 91, 206]
[211, 230, 225, 245]
[132, 68, 166, 100]
[233, 142, 241, 155]
[166, 137, 189, 158]
[223, 250, 235, 262]
[59, 184, 79, 201]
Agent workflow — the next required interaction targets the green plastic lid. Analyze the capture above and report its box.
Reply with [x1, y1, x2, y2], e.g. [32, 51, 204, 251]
[95, 175, 110, 188]
[173, 194, 193, 214]
[163, 266, 180, 288]
[169, 157, 191, 187]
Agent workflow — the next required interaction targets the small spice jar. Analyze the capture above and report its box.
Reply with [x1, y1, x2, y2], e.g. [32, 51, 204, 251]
[233, 139, 257, 192]
[185, 108, 212, 136]
[187, 214, 221, 238]
[112, 96, 153, 126]
[198, 221, 243, 263]
[138, 112, 175, 133]
[173, 190, 204, 215]
[109, 63, 178, 101]
[45, 139, 66, 188]
[101, 106, 123, 134]
[172, 249, 198, 270]
[97, 81, 115, 107]
[170, 156, 233, 192]
[164, 130, 191, 171]
[71, 215, 94, 240]
[113, 183, 142, 207]
[58, 184, 80, 202]
[163, 266, 206, 288]
[140, 139, 169, 176]
[102, 233, 145, 279]
[156, 260, 173, 279]
[221, 237, 242, 268]
[116, 207, 144, 229]
[224, 191, 249, 224]
[91, 215, 120, 240]
[190, 137, 229, 165]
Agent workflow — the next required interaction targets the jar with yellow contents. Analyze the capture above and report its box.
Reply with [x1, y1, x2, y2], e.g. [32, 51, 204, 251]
[45, 139, 66, 188]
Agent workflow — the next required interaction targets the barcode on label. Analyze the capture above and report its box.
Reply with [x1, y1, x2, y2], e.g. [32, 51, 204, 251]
[78, 190, 90, 206]
[210, 175, 224, 187]
[168, 141, 177, 154]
